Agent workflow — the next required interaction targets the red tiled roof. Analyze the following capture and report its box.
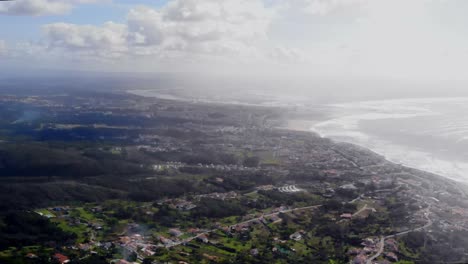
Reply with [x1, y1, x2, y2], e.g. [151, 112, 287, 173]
[53, 253, 69, 264]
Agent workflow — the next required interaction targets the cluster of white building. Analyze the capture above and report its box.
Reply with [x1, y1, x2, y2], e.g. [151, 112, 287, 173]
[278, 185, 303, 193]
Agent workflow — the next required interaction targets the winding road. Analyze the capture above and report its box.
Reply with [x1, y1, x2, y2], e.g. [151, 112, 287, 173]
[366, 205, 433, 264]
[166, 204, 323, 248]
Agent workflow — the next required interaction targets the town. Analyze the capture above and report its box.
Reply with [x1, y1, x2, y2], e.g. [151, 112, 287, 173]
[0, 90, 467, 263]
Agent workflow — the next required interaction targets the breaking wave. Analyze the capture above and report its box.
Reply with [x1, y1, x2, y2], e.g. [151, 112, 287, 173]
[312, 97, 468, 182]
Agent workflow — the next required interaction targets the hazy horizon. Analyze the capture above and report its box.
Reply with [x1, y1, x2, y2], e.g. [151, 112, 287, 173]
[3, 0, 468, 88]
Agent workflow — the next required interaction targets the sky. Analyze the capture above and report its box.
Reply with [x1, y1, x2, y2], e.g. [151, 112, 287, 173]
[2, 0, 468, 83]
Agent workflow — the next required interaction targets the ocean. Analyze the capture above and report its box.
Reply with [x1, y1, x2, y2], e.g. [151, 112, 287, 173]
[312, 97, 468, 182]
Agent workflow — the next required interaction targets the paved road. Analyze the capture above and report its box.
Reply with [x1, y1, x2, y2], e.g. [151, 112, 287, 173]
[349, 194, 364, 204]
[166, 192, 375, 249]
[167, 189, 420, 255]
[366, 205, 432, 264]
[225, 204, 322, 231]
[366, 236, 384, 264]
[166, 204, 323, 248]
[388, 207, 432, 238]
[353, 204, 368, 217]
[164, 191, 381, 249]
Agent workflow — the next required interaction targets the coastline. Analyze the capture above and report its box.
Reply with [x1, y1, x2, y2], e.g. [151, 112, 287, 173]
[307, 96, 468, 184]
[129, 89, 468, 192]
[285, 118, 468, 193]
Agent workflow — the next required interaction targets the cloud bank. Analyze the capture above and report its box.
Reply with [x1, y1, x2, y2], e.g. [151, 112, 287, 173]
[38, 0, 276, 69]
[3, 0, 468, 81]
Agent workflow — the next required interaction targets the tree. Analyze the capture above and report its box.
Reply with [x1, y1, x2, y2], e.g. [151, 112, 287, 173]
[243, 156, 260, 167]
[127, 252, 137, 262]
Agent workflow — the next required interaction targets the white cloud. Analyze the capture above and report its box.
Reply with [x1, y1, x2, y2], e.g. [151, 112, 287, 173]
[43, 22, 128, 58]
[126, 0, 274, 55]
[0, 0, 107, 16]
[40, 0, 276, 64]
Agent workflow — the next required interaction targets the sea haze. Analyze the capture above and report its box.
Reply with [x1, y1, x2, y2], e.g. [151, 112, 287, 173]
[312, 97, 468, 182]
